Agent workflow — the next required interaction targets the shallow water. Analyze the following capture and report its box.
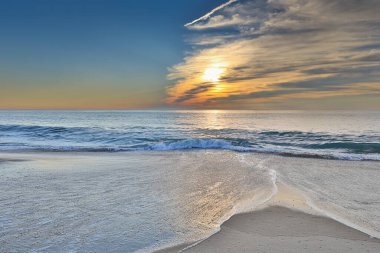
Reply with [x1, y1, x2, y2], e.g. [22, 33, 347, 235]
[0, 152, 275, 252]
[0, 110, 379, 160]
[0, 151, 379, 253]
[0, 110, 379, 252]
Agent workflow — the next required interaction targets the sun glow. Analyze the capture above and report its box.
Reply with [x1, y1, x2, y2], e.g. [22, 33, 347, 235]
[202, 67, 224, 82]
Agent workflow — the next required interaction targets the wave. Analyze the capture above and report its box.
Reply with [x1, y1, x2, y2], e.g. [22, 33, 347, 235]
[146, 139, 380, 161]
[306, 142, 380, 153]
[0, 124, 379, 161]
[1, 139, 380, 161]
[146, 139, 252, 152]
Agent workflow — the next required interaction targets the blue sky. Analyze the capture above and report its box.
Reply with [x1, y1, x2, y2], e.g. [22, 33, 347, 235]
[0, 0, 226, 108]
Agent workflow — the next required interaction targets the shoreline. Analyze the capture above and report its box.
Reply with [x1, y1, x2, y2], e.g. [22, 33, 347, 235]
[1, 151, 379, 253]
[157, 206, 380, 253]
[0, 148, 379, 163]
[170, 206, 380, 253]
[157, 182, 380, 253]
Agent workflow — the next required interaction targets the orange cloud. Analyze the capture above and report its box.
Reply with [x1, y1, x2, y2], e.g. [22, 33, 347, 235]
[167, 0, 380, 109]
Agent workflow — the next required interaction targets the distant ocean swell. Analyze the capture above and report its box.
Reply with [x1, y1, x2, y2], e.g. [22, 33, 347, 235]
[1, 124, 380, 161]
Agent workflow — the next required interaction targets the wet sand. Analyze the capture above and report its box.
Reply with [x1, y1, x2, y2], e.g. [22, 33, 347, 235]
[162, 206, 380, 253]
[1, 151, 379, 253]
[160, 182, 380, 253]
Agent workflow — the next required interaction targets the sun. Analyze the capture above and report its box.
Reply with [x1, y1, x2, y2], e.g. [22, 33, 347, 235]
[202, 67, 224, 82]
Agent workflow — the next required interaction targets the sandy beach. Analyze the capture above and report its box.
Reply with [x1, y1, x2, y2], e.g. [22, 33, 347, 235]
[164, 206, 380, 253]
[160, 182, 380, 253]
[1, 151, 379, 253]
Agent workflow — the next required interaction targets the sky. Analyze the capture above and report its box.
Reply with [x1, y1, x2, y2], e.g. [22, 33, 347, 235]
[1, 0, 380, 110]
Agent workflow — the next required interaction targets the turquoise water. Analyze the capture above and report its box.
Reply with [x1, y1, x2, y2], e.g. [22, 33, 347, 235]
[0, 110, 379, 160]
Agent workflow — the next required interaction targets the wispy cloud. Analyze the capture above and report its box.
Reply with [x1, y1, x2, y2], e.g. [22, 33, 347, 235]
[184, 0, 238, 28]
[168, 0, 380, 109]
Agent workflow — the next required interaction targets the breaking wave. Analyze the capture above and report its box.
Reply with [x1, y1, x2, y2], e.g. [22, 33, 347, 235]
[0, 123, 379, 161]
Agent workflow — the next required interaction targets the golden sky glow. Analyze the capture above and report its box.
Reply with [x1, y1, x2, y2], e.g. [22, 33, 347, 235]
[166, 0, 380, 109]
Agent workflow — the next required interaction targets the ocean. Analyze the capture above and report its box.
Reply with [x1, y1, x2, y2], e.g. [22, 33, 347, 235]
[0, 110, 379, 160]
[0, 110, 379, 252]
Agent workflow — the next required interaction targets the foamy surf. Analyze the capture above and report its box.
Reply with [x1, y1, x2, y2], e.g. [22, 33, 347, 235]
[1, 150, 379, 253]
[2, 138, 380, 161]
[146, 139, 252, 152]
[260, 180, 380, 239]
[149, 153, 380, 253]
[155, 175, 380, 253]
[1, 110, 379, 162]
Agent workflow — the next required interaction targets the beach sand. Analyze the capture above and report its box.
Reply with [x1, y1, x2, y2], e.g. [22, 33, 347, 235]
[160, 183, 380, 253]
[1, 151, 379, 253]
[162, 206, 380, 253]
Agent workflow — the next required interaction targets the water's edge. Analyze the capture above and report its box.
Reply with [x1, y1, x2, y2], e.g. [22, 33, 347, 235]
[151, 178, 380, 253]
[1, 150, 379, 253]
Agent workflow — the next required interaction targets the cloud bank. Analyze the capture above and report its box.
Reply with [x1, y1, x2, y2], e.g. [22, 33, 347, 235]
[167, 0, 380, 109]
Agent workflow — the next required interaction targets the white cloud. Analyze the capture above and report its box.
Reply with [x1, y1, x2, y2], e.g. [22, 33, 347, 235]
[185, 0, 238, 28]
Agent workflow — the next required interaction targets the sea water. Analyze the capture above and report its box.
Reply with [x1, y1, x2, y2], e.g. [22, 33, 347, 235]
[0, 110, 379, 252]
[0, 110, 379, 160]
